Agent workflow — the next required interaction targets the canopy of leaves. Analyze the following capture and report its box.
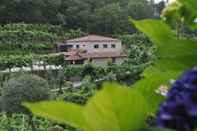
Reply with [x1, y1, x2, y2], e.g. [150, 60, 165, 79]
[24, 83, 148, 131]
[0, 0, 154, 34]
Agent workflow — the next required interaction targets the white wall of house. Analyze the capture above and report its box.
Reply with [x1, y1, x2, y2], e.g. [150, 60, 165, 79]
[92, 58, 109, 66]
[66, 41, 122, 53]
[115, 58, 126, 64]
[92, 57, 125, 66]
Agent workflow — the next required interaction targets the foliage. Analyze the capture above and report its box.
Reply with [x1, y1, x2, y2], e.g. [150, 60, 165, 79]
[1, 74, 49, 114]
[64, 62, 147, 85]
[81, 63, 97, 80]
[130, 17, 197, 113]
[161, 1, 183, 25]
[64, 66, 83, 78]
[0, 23, 64, 35]
[116, 33, 154, 85]
[0, 113, 75, 131]
[161, 0, 197, 36]
[115, 64, 146, 85]
[0, 24, 86, 55]
[125, 44, 152, 65]
[117, 33, 152, 49]
[24, 83, 148, 131]
[94, 3, 126, 34]
[56, 76, 97, 105]
[46, 70, 65, 90]
[0, 0, 155, 34]
[177, 0, 197, 30]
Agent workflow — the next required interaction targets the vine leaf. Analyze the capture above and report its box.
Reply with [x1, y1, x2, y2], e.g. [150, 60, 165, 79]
[23, 83, 148, 131]
[132, 19, 197, 113]
[24, 101, 86, 128]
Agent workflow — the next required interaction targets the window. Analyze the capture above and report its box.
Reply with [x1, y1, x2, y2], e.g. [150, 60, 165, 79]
[67, 45, 73, 48]
[103, 44, 108, 48]
[111, 44, 116, 48]
[67, 45, 73, 51]
[94, 44, 99, 49]
[76, 45, 80, 48]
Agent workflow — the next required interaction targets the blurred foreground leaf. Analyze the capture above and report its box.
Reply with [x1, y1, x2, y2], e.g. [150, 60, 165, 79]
[24, 83, 148, 131]
[132, 19, 197, 113]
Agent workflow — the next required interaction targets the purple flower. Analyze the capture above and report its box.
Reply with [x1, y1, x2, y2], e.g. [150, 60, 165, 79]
[157, 68, 197, 131]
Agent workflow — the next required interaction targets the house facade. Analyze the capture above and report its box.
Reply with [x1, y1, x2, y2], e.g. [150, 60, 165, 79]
[57, 35, 126, 65]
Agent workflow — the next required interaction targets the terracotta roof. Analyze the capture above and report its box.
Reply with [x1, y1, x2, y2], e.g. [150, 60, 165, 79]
[51, 52, 76, 56]
[65, 51, 126, 61]
[66, 55, 84, 61]
[66, 35, 120, 43]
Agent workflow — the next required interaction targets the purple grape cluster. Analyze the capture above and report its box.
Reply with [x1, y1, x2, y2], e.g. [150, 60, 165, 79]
[157, 68, 197, 131]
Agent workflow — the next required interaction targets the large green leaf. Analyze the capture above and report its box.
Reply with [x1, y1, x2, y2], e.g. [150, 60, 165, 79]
[24, 83, 148, 131]
[133, 20, 197, 60]
[133, 68, 179, 113]
[132, 19, 197, 113]
[23, 101, 86, 128]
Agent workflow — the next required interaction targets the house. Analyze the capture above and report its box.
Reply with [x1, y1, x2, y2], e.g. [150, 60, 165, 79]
[57, 35, 126, 65]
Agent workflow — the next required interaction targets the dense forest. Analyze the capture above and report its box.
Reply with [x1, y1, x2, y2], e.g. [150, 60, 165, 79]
[0, 0, 165, 34]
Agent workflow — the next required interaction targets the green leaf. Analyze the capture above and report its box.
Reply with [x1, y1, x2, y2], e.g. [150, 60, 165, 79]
[23, 101, 86, 128]
[133, 19, 197, 71]
[133, 68, 179, 113]
[84, 83, 148, 131]
[134, 20, 195, 53]
[132, 19, 197, 113]
[24, 83, 148, 131]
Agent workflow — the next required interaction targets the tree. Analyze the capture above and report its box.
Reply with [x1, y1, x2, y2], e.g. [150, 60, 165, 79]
[1, 74, 50, 131]
[81, 62, 97, 80]
[0, 0, 154, 34]
[94, 3, 123, 34]
[127, 0, 154, 20]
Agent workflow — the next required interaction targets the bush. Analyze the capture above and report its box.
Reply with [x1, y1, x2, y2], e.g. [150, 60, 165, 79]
[81, 63, 97, 80]
[64, 66, 83, 78]
[1, 74, 50, 114]
[62, 76, 97, 105]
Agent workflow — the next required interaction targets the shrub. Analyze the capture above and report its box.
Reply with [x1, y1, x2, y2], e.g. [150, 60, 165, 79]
[1, 74, 50, 115]
[62, 76, 97, 105]
[81, 63, 97, 80]
[64, 66, 83, 78]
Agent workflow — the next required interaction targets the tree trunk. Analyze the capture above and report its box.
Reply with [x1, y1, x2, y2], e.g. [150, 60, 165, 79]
[58, 80, 64, 94]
